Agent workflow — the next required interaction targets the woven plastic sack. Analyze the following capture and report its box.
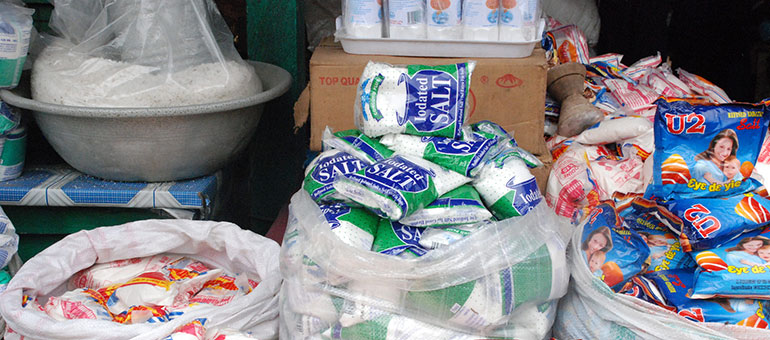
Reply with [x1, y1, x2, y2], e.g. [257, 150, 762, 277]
[0, 219, 281, 340]
[32, 0, 261, 107]
[279, 190, 571, 339]
[553, 217, 770, 340]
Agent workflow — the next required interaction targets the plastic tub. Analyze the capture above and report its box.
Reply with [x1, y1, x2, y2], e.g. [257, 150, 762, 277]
[0, 61, 291, 182]
[335, 17, 545, 58]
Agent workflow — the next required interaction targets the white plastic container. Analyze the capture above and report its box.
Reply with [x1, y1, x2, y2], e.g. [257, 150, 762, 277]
[335, 17, 545, 58]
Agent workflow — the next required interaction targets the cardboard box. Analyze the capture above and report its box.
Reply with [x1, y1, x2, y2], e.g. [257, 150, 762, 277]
[295, 38, 549, 156]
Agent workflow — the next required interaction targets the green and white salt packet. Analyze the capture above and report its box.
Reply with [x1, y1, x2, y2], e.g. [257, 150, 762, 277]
[398, 185, 492, 227]
[354, 61, 475, 139]
[403, 240, 566, 331]
[319, 203, 379, 251]
[303, 149, 368, 203]
[418, 221, 492, 249]
[467, 120, 542, 169]
[371, 219, 429, 259]
[333, 154, 470, 220]
[473, 152, 542, 220]
[322, 127, 394, 164]
[379, 134, 499, 177]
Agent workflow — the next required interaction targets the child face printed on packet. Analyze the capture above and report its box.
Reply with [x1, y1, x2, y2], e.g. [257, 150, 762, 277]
[646, 98, 768, 201]
[618, 198, 695, 273]
[691, 226, 770, 299]
[580, 203, 650, 292]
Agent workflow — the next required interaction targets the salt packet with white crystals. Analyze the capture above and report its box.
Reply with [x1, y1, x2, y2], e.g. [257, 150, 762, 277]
[320, 203, 379, 251]
[355, 61, 474, 139]
[334, 154, 470, 220]
[303, 149, 368, 203]
[468, 120, 543, 168]
[473, 152, 543, 220]
[322, 127, 394, 164]
[399, 184, 492, 227]
[380, 133, 499, 177]
[372, 219, 429, 259]
[69, 254, 183, 290]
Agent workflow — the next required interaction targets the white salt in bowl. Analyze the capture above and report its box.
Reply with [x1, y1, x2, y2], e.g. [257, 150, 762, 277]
[0, 61, 291, 182]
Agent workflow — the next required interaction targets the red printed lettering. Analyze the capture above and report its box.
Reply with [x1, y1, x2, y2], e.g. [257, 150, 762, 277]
[737, 118, 761, 130]
[666, 113, 706, 134]
[684, 204, 721, 238]
[678, 308, 705, 322]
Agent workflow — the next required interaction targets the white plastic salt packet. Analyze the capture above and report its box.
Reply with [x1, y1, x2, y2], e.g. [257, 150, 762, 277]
[573, 116, 653, 146]
[343, 0, 383, 38]
[69, 254, 183, 290]
[44, 289, 113, 322]
[399, 185, 492, 227]
[462, 0, 500, 41]
[473, 151, 542, 220]
[425, 0, 462, 40]
[388, 0, 427, 39]
[355, 61, 474, 139]
[319, 203, 379, 251]
[334, 153, 470, 220]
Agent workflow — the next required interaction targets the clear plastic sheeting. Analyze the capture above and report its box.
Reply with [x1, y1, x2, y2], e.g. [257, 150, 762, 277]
[553, 219, 770, 340]
[31, 0, 262, 107]
[280, 190, 571, 339]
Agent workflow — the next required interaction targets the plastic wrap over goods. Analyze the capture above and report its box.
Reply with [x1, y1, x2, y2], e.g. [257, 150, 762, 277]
[279, 190, 571, 340]
[0, 219, 282, 340]
[553, 217, 770, 340]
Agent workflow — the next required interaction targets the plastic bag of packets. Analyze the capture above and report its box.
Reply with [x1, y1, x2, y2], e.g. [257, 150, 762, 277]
[553, 207, 770, 340]
[279, 189, 570, 340]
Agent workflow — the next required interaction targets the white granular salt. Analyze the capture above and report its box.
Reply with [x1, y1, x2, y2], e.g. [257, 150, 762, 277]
[31, 48, 262, 107]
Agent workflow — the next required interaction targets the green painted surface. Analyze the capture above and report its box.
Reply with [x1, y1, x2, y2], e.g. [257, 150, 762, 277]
[245, 0, 308, 234]
[5, 206, 169, 261]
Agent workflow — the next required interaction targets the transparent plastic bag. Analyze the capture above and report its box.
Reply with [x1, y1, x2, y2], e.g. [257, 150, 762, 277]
[553, 218, 770, 340]
[280, 190, 571, 339]
[31, 0, 262, 107]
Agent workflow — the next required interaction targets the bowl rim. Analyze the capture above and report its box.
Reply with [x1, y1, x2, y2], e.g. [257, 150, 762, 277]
[0, 60, 292, 118]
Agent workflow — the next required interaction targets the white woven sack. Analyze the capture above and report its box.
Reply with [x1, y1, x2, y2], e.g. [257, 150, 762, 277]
[553, 219, 770, 340]
[0, 219, 282, 340]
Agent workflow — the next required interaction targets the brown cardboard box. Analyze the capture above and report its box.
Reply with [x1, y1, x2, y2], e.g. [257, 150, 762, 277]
[295, 38, 549, 156]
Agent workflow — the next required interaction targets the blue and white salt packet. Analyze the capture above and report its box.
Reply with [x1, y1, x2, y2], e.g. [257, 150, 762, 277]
[473, 151, 542, 220]
[354, 61, 474, 139]
[334, 154, 470, 220]
[322, 127, 394, 164]
[372, 219, 429, 259]
[379, 133, 499, 177]
[646, 97, 769, 201]
[690, 225, 770, 299]
[303, 149, 368, 203]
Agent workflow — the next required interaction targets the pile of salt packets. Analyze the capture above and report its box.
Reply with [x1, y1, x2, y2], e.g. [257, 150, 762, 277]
[304, 120, 543, 260]
[546, 24, 770, 329]
[291, 60, 570, 339]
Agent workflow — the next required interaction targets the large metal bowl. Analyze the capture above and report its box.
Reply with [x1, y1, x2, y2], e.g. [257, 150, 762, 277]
[0, 61, 291, 182]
